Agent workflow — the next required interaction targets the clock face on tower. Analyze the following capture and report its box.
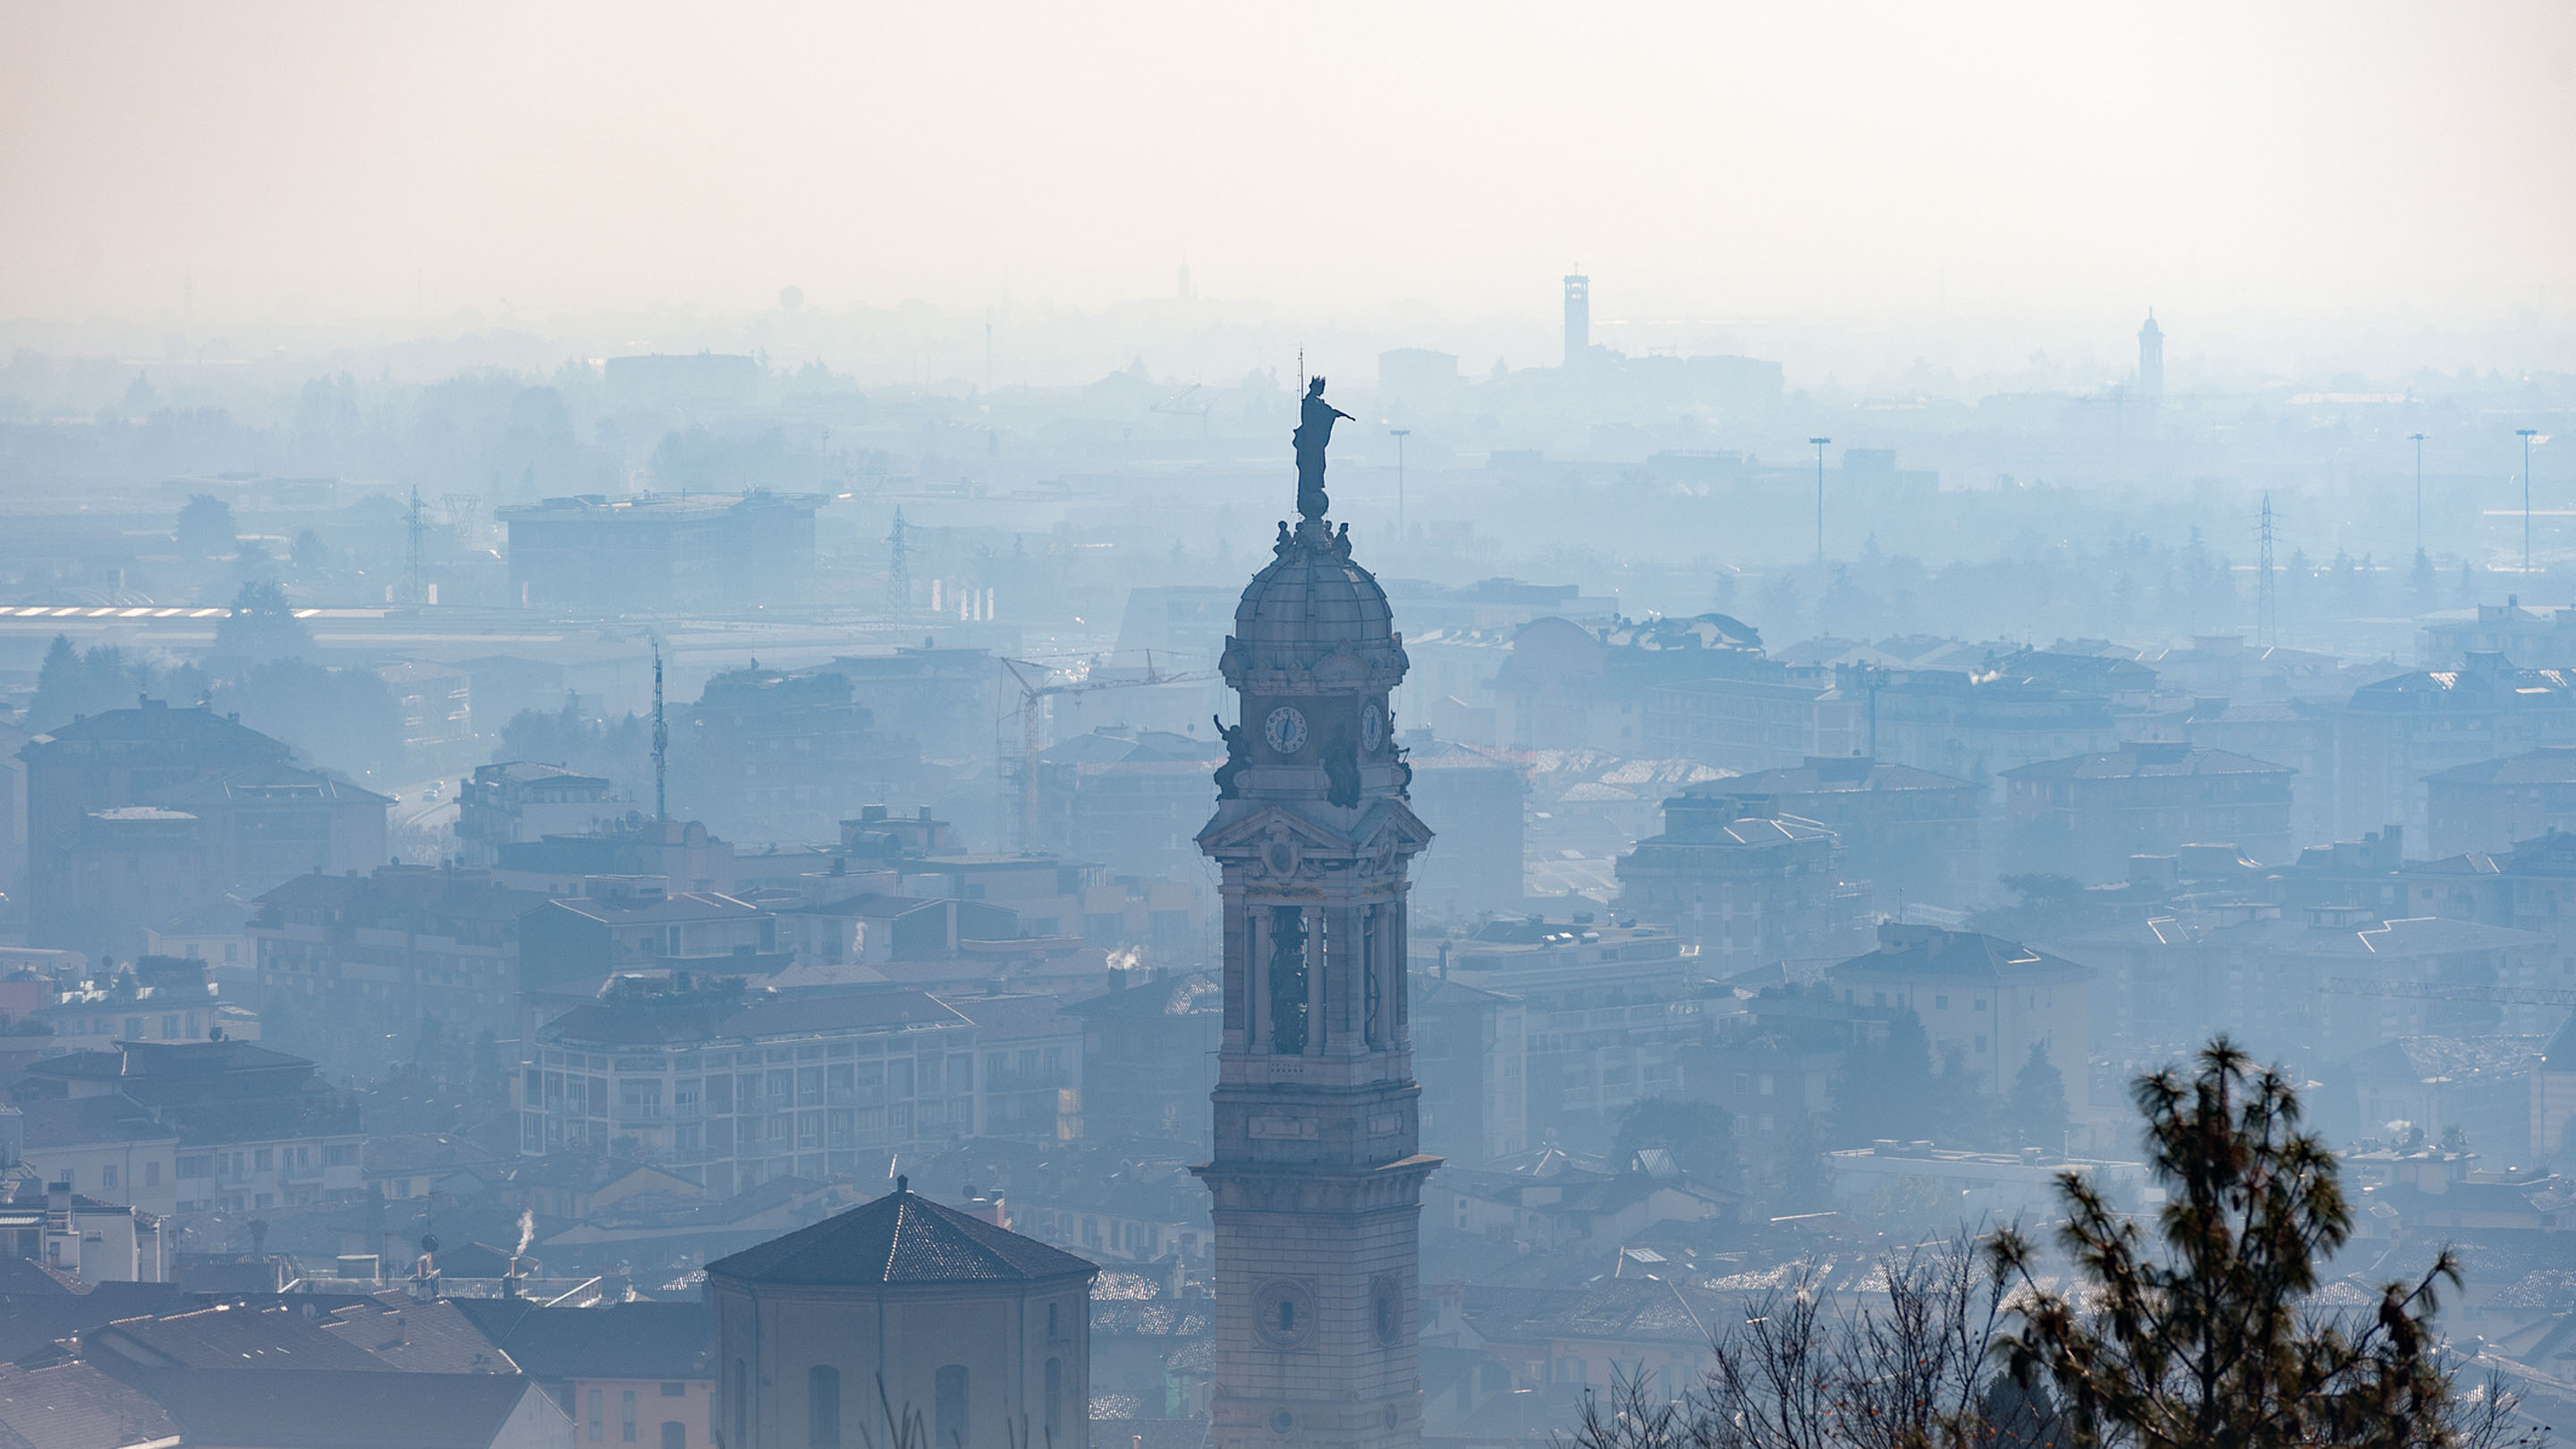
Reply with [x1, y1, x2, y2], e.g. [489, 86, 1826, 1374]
[1264, 707, 1309, 756]
[1360, 702, 1385, 753]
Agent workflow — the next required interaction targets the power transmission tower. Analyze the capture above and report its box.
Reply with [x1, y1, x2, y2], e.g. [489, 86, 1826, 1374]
[887, 506, 911, 612]
[2257, 492, 2278, 645]
[651, 637, 668, 824]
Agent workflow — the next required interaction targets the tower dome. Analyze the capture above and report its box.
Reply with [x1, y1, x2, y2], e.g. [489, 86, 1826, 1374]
[1223, 519, 1407, 690]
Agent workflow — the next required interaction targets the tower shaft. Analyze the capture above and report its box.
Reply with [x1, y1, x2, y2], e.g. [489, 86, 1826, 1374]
[1197, 493, 1435, 1449]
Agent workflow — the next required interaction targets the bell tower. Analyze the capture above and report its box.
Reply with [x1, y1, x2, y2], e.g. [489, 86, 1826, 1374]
[1194, 380, 1436, 1449]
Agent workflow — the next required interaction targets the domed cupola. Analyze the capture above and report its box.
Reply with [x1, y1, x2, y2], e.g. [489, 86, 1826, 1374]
[1222, 518, 1409, 695]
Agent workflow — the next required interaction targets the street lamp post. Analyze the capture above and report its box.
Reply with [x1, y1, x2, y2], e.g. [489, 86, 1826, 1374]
[2410, 432, 2428, 559]
[1388, 428, 1410, 543]
[1809, 436, 1832, 568]
[2522, 428, 2542, 572]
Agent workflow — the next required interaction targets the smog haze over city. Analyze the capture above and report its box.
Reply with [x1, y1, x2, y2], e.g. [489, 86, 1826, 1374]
[1, 6, 2574, 1449]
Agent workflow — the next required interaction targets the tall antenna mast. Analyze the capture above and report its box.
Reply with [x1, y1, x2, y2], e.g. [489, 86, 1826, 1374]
[2257, 492, 2278, 646]
[650, 637, 668, 824]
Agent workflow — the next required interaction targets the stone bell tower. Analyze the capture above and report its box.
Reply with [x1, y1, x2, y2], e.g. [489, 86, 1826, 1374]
[1194, 378, 1436, 1449]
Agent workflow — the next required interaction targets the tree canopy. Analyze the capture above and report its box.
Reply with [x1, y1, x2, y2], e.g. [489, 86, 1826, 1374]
[1992, 1038, 2527, 1449]
[175, 492, 236, 557]
[213, 658, 403, 780]
[2009, 1039, 2071, 1151]
[28, 635, 205, 733]
[209, 580, 315, 665]
[1613, 1096, 1739, 1186]
[1574, 1039, 2529, 1449]
[1834, 1006, 1937, 1146]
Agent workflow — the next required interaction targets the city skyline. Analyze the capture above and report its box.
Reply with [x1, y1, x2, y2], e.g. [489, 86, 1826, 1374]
[4, 2, 2572, 361]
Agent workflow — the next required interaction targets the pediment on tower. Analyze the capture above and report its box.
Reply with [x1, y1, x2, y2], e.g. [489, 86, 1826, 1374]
[1196, 797, 1433, 872]
[1309, 647, 1372, 688]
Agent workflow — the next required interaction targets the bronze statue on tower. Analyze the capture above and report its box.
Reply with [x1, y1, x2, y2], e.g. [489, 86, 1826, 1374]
[1292, 376, 1352, 522]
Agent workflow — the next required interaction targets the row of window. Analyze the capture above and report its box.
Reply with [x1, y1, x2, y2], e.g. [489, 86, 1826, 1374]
[530, 1061, 973, 1117]
[176, 1143, 359, 1178]
[525, 1101, 966, 1157]
[51, 1012, 203, 1040]
[762, 1361, 1057, 1449]
[536, 1034, 968, 1072]
[584, 1383, 692, 1445]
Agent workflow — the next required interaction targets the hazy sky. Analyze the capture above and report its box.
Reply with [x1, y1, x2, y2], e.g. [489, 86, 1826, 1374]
[4, 1, 2572, 334]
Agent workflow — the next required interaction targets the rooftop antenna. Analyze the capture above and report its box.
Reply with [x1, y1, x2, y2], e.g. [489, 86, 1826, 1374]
[650, 637, 668, 824]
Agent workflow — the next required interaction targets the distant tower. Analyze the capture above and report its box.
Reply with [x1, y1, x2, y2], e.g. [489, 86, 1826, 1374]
[2138, 310, 2165, 405]
[1563, 273, 1590, 369]
[2257, 491, 2278, 645]
[1196, 394, 1436, 1449]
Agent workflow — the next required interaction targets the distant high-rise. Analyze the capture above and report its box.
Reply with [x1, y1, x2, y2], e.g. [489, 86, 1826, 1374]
[1563, 273, 1589, 368]
[2138, 310, 2165, 404]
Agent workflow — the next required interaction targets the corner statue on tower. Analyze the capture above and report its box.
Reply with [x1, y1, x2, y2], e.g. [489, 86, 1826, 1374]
[1292, 376, 1352, 522]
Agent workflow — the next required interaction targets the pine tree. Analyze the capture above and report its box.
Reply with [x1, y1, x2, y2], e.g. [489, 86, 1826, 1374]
[1991, 1038, 2528, 1449]
[1835, 1007, 1937, 1146]
[2009, 1039, 2071, 1150]
[31, 634, 79, 724]
[210, 580, 316, 664]
[2411, 548, 2439, 614]
[176, 493, 235, 557]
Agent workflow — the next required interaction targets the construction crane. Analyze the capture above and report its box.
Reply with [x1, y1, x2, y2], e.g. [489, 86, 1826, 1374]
[2319, 977, 2576, 1008]
[1151, 385, 1217, 433]
[999, 654, 1211, 852]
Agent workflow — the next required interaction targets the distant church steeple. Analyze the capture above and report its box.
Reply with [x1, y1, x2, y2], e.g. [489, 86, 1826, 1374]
[2138, 309, 2165, 405]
